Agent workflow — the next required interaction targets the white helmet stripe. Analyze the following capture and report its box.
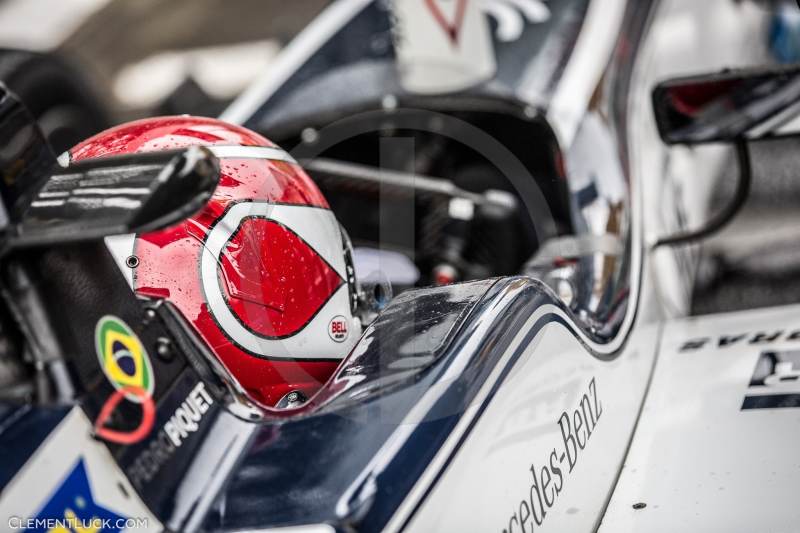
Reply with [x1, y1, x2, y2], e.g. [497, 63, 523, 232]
[200, 202, 352, 360]
[105, 233, 136, 289]
[207, 145, 298, 164]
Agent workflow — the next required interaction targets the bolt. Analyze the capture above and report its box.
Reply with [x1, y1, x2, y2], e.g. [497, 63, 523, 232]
[155, 337, 173, 362]
[382, 94, 398, 111]
[277, 390, 307, 409]
[301, 128, 319, 144]
[141, 307, 158, 327]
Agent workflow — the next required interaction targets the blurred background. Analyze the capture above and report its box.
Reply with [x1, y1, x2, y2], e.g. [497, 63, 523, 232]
[0, 0, 328, 142]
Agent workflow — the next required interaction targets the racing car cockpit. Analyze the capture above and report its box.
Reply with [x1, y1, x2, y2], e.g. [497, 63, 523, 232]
[0, 0, 646, 530]
[225, 0, 635, 339]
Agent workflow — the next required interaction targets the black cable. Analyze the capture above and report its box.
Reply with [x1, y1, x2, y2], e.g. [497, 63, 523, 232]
[654, 140, 751, 247]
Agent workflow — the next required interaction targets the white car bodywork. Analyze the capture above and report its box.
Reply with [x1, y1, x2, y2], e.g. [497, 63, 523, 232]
[221, 0, 788, 531]
[601, 304, 800, 533]
[402, 1, 781, 531]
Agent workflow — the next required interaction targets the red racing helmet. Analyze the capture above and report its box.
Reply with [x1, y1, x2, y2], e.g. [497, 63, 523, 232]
[69, 116, 361, 407]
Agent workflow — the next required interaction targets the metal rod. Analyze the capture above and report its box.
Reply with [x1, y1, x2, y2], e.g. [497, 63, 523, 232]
[302, 157, 487, 205]
[654, 140, 751, 248]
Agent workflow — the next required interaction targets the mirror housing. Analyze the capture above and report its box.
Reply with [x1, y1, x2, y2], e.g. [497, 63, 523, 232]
[9, 147, 220, 249]
[0, 83, 221, 251]
[653, 65, 800, 145]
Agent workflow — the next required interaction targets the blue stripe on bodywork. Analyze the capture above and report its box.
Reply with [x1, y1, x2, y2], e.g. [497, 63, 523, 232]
[203, 278, 608, 532]
[0, 405, 71, 491]
[354, 292, 574, 531]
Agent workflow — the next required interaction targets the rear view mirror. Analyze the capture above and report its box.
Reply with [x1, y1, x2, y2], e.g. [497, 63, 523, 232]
[10, 147, 220, 249]
[653, 65, 800, 145]
[648, 66, 800, 247]
[0, 83, 221, 251]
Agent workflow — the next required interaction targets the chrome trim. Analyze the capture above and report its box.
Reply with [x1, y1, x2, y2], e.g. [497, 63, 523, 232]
[382, 1, 656, 528]
[546, 0, 628, 148]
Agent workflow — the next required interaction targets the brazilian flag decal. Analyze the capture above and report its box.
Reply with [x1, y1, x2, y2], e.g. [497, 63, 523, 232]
[95, 315, 154, 401]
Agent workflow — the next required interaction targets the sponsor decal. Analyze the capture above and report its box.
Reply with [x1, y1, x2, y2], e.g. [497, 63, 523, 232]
[94, 316, 156, 445]
[424, 0, 468, 45]
[678, 329, 800, 352]
[425, 0, 552, 45]
[393, 0, 496, 94]
[480, 0, 551, 42]
[742, 350, 800, 410]
[502, 378, 602, 533]
[163, 382, 214, 447]
[27, 459, 127, 533]
[95, 315, 154, 401]
[126, 382, 214, 491]
[328, 315, 349, 343]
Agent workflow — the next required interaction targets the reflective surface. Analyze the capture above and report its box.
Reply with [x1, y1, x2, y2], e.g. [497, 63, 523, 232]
[653, 65, 800, 144]
[0, 84, 55, 224]
[241, 0, 590, 136]
[14, 147, 220, 247]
